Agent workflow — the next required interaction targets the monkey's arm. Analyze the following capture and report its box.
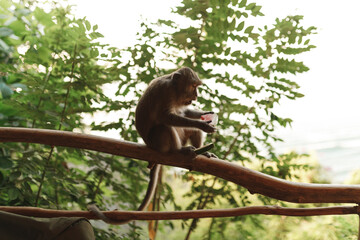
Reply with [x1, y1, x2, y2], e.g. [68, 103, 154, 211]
[184, 109, 214, 119]
[164, 113, 215, 133]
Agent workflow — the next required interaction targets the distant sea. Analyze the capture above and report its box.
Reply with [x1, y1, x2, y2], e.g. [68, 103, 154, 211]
[274, 122, 360, 183]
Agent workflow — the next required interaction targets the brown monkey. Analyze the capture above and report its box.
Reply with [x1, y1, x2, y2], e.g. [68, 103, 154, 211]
[135, 66, 215, 154]
[88, 67, 215, 224]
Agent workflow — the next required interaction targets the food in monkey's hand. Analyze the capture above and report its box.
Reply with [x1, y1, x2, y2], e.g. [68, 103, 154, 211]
[196, 112, 218, 157]
[201, 112, 218, 126]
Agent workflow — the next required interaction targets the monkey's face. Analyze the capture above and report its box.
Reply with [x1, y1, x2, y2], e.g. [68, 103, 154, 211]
[174, 77, 201, 105]
[171, 67, 202, 106]
[183, 83, 200, 105]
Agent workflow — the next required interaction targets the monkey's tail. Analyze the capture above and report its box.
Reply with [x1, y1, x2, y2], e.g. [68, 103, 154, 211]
[137, 164, 161, 211]
[87, 164, 161, 225]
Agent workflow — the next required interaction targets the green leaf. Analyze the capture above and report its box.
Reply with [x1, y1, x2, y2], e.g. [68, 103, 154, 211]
[85, 20, 91, 31]
[90, 48, 99, 58]
[0, 39, 10, 52]
[270, 112, 278, 121]
[298, 35, 303, 44]
[0, 82, 13, 98]
[252, 5, 262, 16]
[237, 21, 245, 31]
[0, 27, 13, 37]
[37, 46, 52, 63]
[15, 8, 31, 17]
[225, 47, 231, 56]
[229, 18, 236, 30]
[0, 156, 13, 169]
[34, 7, 53, 26]
[8, 20, 26, 35]
[294, 92, 305, 98]
[23, 181, 33, 194]
[8, 188, 20, 201]
[89, 32, 104, 39]
[0, 171, 4, 186]
[239, 0, 247, 8]
[245, 2, 256, 10]
[244, 25, 254, 34]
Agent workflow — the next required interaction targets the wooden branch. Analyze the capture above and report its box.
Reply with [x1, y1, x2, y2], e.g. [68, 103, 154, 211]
[0, 205, 358, 221]
[2, 127, 360, 204]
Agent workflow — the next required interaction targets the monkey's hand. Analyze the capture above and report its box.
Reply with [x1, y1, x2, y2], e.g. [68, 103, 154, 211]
[184, 109, 214, 119]
[202, 111, 214, 115]
[198, 121, 216, 133]
[202, 152, 218, 158]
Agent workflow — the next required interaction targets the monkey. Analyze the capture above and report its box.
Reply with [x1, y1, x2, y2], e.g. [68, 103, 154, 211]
[88, 67, 216, 224]
[135, 66, 216, 156]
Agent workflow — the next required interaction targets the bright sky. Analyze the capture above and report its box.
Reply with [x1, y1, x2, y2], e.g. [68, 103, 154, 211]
[72, 0, 360, 146]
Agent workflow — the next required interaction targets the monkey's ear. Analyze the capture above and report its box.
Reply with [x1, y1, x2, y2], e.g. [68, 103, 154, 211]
[171, 71, 182, 81]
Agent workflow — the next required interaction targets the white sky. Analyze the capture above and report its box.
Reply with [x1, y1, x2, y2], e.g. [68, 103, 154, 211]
[72, 0, 360, 143]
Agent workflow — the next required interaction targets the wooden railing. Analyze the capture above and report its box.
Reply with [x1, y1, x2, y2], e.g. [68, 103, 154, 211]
[1, 127, 360, 237]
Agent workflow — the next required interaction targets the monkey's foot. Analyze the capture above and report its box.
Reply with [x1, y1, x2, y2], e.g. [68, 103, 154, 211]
[180, 146, 197, 158]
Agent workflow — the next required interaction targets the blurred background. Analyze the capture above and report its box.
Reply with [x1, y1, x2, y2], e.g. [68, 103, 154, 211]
[72, 0, 360, 183]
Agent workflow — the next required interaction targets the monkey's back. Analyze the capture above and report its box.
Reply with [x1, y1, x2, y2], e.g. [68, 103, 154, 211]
[135, 76, 174, 143]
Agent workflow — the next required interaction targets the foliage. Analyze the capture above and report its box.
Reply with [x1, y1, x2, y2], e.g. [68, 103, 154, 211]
[0, 1, 150, 239]
[0, 0, 321, 239]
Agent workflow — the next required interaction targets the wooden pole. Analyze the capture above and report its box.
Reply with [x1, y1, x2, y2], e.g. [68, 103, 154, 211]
[0, 205, 357, 221]
[2, 127, 360, 204]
